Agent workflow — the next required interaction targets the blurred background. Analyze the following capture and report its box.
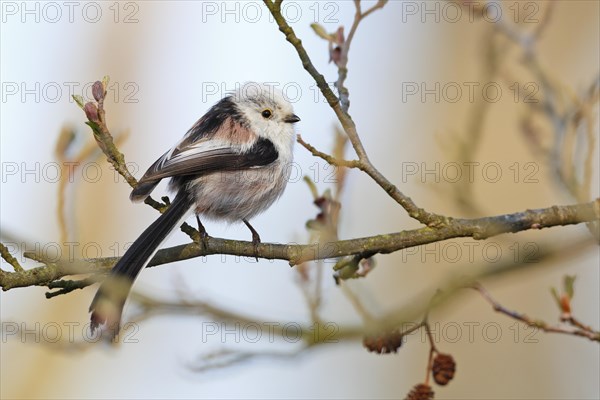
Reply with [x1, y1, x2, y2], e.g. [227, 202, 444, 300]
[1, 1, 598, 399]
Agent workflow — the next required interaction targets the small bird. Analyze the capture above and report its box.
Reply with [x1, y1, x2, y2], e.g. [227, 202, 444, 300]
[89, 82, 300, 338]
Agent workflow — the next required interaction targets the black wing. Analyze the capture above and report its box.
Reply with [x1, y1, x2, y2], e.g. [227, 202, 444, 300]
[130, 137, 278, 202]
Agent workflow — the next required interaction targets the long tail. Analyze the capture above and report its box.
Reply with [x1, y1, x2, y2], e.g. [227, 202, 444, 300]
[89, 190, 194, 338]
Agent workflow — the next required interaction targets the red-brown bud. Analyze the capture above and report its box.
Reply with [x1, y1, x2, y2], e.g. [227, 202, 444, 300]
[559, 294, 571, 314]
[329, 46, 342, 66]
[84, 102, 99, 122]
[92, 80, 105, 102]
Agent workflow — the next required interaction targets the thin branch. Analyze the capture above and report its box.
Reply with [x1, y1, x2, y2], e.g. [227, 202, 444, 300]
[45, 277, 98, 298]
[563, 315, 597, 334]
[264, 0, 443, 226]
[0, 242, 24, 272]
[473, 283, 600, 342]
[424, 322, 437, 386]
[77, 80, 200, 242]
[297, 134, 360, 168]
[337, 0, 388, 111]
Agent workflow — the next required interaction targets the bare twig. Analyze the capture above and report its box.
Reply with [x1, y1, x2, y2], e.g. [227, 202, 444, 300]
[264, 0, 443, 226]
[424, 322, 437, 386]
[473, 283, 600, 342]
[76, 80, 201, 242]
[0, 242, 24, 273]
[45, 277, 98, 299]
[297, 134, 360, 168]
[336, 0, 388, 111]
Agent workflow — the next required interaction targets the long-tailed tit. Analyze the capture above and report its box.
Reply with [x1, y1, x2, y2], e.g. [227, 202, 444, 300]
[89, 82, 300, 337]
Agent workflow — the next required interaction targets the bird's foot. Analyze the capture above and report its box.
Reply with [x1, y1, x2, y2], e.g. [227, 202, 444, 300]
[196, 215, 210, 251]
[243, 219, 261, 261]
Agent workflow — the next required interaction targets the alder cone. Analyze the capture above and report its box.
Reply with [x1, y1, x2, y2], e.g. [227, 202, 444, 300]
[432, 353, 456, 386]
[405, 383, 434, 400]
[363, 330, 403, 354]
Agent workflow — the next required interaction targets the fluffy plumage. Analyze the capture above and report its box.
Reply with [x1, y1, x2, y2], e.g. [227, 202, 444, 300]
[90, 83, 299, 338]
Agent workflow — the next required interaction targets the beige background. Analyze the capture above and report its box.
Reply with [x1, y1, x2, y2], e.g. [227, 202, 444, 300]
[1, 1, 598, 399]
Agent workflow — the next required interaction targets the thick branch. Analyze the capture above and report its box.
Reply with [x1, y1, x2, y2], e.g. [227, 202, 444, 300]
[2, 199, 598, 291]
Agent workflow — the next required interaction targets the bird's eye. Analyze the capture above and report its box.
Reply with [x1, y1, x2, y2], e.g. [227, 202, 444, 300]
[261, 109, 272, 119]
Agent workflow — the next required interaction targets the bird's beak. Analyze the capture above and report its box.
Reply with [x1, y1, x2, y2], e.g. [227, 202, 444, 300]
[284, 114, 301, 123]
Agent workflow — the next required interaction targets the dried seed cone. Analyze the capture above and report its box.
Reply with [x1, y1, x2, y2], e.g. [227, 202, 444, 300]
[405, 383, 434, 400]
[432, 353, 456, 386]
[363, 330, 403, 354]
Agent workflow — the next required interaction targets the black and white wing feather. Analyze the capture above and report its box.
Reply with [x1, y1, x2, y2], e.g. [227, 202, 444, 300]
[130, 98, 278, 202]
